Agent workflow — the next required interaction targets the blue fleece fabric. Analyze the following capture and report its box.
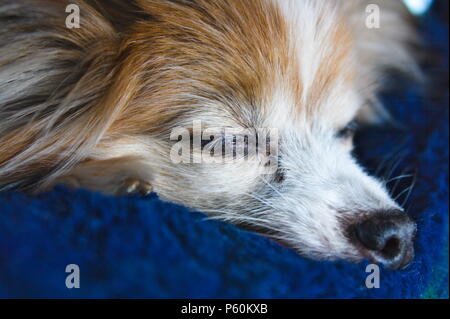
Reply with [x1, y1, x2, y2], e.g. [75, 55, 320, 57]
[0, 8, 448, 299]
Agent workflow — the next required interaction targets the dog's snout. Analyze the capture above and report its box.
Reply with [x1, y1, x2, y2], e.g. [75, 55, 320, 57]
[352, 210, 416, 270]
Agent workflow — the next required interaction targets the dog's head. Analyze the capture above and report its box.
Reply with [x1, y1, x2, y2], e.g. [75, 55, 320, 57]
[104, 0, 416, 269]
[0, 0, 416, 269]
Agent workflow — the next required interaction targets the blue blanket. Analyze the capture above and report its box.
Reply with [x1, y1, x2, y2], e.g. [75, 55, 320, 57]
[0, 7, 448, 299]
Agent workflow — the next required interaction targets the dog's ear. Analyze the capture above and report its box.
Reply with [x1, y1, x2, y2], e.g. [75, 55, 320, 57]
[0, 0, 134, 191]
[344, 0, 423, 80]
[345, 0, 424, 126]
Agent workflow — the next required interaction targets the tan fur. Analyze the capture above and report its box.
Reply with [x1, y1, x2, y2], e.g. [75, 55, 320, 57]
[0, 0, 123, 190]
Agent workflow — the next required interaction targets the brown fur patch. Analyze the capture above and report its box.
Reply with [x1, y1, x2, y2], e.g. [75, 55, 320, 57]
[110, 0, 291, 135]
[0, 0, 122, 189]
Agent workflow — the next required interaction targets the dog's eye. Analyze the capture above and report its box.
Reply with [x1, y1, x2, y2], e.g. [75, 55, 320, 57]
[337, 121, 358, 140]
[273, 168, 285, 183]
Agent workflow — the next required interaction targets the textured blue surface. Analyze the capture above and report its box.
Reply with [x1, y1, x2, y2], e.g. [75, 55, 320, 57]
[0, 8, 448, 299]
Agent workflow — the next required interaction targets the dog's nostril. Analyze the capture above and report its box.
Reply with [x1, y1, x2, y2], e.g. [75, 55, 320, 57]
[351, 210, 416, 269]
[353, 216, 397, 252]
[379, 236, 400, 259]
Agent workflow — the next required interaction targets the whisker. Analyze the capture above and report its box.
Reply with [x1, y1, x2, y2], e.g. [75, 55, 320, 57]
[400, 172, 418, 207]
[385, 174, 414, 184]
[201, 208, 294, 236]
[260, 177, 293, 204]
[383, 155, 406, 182]
[374, 146, 408, 177]
[393, 174, 417, 205]
[244, 192, 279, 211]
[390, 166, 415, 196]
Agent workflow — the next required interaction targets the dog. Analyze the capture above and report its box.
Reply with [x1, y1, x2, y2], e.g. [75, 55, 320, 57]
[0, 0, 420, 269]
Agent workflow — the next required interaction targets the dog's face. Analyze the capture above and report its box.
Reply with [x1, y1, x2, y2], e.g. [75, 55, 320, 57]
[149, 65, 414, 269]
[110, 0, 415, 269]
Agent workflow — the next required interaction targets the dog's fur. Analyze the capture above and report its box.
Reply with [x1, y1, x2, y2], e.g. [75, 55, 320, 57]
[0, 0, 420, 264]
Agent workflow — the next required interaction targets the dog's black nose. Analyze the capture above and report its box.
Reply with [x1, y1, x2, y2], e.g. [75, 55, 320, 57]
[353, 210, 416, 270]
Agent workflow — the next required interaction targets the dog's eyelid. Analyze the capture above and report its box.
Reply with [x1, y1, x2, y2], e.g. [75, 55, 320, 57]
[336, 120, 359, 139]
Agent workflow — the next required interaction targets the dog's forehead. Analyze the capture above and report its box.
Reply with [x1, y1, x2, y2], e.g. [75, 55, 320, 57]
[127, 0, 359, 133]
[198, 0, 360, 130]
